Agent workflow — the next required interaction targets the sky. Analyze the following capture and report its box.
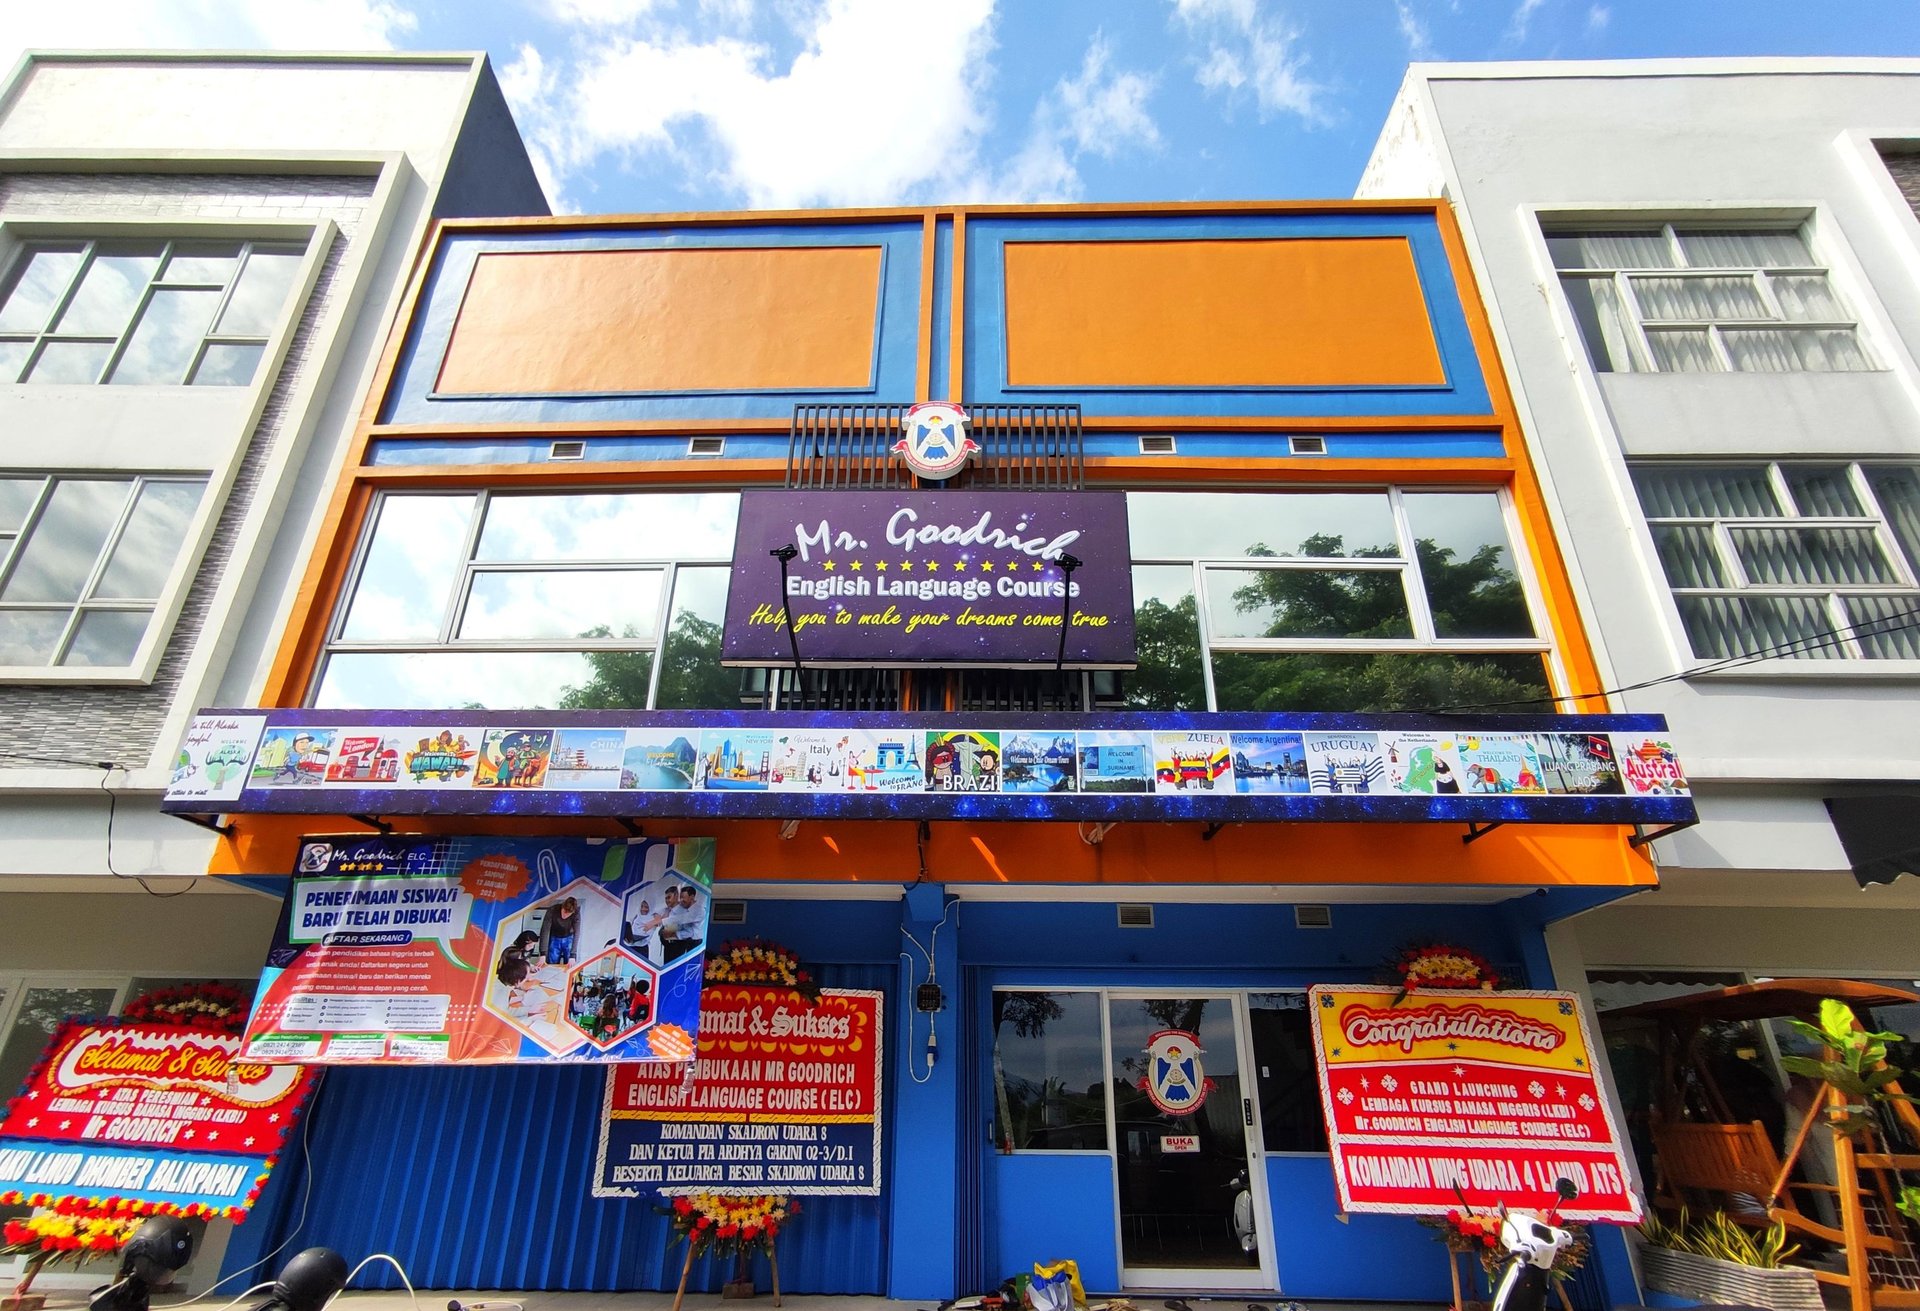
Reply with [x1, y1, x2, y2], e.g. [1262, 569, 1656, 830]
[5, 1, 1920, 216]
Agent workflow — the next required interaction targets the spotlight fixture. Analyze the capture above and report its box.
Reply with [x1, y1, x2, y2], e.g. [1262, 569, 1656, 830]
[247, 1248, 350, 1311]
[89, 1216, 194, 1311]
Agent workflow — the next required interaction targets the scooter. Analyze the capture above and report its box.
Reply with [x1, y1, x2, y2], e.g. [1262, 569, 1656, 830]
[1487, 1176, 1580, 1311]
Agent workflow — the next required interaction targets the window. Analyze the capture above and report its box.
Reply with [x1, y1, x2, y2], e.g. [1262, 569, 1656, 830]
[1126, 489, 1550, 712]
[0, 474, 207, 668]
[1548, 226, 1872, 374]
[990, 990, 1108, 1151]
[1248, 992, 1329, 1153]
[0, 239, 305, 386]
[1633, 462, 1920, 660]
[316, 490, 742, 710]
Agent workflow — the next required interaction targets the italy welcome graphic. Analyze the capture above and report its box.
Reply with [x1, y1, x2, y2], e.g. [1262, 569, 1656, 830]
[1308, 986, 1640, 1224]
[242, 835, 714, 1066]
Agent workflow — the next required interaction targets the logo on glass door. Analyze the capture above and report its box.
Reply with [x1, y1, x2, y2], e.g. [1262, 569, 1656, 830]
[1139, 1028, 1216, 1116]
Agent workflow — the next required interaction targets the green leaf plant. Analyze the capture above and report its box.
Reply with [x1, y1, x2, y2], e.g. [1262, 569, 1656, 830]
[1778, 999, 1916, 1139]
[1897, 1185, 1920, 1226]
[1640, 1207, 1801, 1269]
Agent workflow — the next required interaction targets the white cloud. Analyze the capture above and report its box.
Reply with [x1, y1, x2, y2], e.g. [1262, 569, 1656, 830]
[1054, 35, 1159, 158]
[542, 0, 659, 26]
[509, 1, 1160, 209]
[1170, 0, 1329, 125]
[1585, 4, 1610, 33]
[1506, 0, 1547, 43]
[0, 0, 415, 76]
[1395, 1, 1433, 58]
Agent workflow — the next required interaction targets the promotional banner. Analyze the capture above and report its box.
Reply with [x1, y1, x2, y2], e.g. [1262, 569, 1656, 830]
[161, 711, 1696, 831]
[0, 1021, 317, 1218]
[1308, 986, 1640, 1223]
[244, 835, 714, 1065]
[594, 986, 883, 1197]
[720, 489, 1136, 667]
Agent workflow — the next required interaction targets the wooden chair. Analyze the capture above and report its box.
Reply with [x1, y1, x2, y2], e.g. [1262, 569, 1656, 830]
[1651, 1119, 1866, 1250]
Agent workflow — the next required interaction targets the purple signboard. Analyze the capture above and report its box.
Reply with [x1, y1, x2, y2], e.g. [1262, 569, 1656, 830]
[721, 490, 1136, 667]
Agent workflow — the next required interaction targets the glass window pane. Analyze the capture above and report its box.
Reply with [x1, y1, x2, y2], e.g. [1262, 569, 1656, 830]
[26, 339, 114, 384]
[109, 287, 222, 384]
[1677, 229, 1812, 269]
[1728, 526, 1899, 586]
[1545, 231, 1675, 270]
[54, 245, 162, 334]
[460, 569, 664, 641]
[62, 609, 151, 666]
[1770, 273, 1844, 322]
[0, 987, 121, 1103]
[1558, 275, 1643, 372]
[0, 478, 130, 603]
[1631, 274, 1769, 322]
[1205, 567, 1413, 640]
[1127, 492, 1399, 560]
[94, 480, 204, 599]
[0, 338, 32, 382]
[1650, 525, 1731, 588]
[1784, 466, 1864, 518]
[314, 649, 625, 710]
[476, 492, 741, 562]
[992, 991, 1106, 1152]
[190, 341, 265, 386]
[1128, 564, 1203, 710]
[1633, 466, 1784, 519]
[1646, 327, 1722, 372]
[0, 245, 86, 333]
[1675, 594, 1840, 661]
[1866, 467, 1920, 575]
[1402, 492, 1535, 638]
[655, 566, 740, 710]
[0, 478, 44, 534]
[160, 242, 242, 285]
[216, 247, 304, 336]
[1846, 595, 1920, 660]
[0, 610, 69, 665]
[338, 495, 475, 642]
[1209, 651, 1549, 713]
[1248, 994, 1329, 1154]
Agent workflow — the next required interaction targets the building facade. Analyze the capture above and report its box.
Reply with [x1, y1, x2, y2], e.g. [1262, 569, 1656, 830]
[0, 49, 546, 1290]
[1359, 56, 1920, 1189]
[164, 200, 1676, 1302]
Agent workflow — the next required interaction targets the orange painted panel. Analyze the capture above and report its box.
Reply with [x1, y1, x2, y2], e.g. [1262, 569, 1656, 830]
[436, 246, 883, 395]
[1002, 238, 1446, 388]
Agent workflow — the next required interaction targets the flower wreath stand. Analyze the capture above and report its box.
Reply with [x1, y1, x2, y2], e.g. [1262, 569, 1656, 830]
[665, 1193, 797, 1311]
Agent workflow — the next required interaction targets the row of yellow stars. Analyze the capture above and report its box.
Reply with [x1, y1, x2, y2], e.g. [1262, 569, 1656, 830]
[818, 558, 1054, 573]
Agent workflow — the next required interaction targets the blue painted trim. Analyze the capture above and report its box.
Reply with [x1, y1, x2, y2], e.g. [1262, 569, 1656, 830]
[365, 435, 794, 465]
[381, 224, 925, 426]
[364, 430, 1505, 467]
[964, 213, 1493, 418]
[931, 219, 953, 401]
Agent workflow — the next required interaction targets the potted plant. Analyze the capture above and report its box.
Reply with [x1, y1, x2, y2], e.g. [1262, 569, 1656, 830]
[1637, 1209, 1823, 1311]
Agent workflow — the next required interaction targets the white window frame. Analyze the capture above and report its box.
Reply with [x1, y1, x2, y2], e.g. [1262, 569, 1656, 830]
[1130, 485, 1555, 711]
[314, 487, 742, 710]
[1547, 221, 1874, 374]
[0, 218, 334, 685]
[1634, 460, 1920, 662]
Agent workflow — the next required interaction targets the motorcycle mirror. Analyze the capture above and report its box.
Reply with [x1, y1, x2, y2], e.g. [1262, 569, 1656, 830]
[1555, 1177, 1579, 1201]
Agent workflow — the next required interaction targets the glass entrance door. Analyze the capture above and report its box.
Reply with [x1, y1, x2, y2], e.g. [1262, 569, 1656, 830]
[1107, 994, 1270, 1290]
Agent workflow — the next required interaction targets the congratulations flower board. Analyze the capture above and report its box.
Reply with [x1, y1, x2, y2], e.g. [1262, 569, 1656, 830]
[0, 1021, 317, 1219]
[243, 835, 713, 1066]
[595, 985, 882, 1198]
[1307, 986, 1640, 1224]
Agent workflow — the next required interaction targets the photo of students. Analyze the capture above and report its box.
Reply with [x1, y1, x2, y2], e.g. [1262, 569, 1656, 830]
[660, 883, 706, 963]
[565, 954, 654, 1045]
[494, 951, 568, 1044]
[539, 896, 581, 965]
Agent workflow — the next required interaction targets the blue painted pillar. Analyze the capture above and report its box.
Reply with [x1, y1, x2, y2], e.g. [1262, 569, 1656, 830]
[888, 883, 962, 1299]
[1501, 897, 1644, 1311]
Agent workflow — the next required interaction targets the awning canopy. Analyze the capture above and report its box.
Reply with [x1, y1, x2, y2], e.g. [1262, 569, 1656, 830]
[1826, 795, 1920, 888]
[162, 708, 1695, 828]
[1607, 977, 1920, 1023]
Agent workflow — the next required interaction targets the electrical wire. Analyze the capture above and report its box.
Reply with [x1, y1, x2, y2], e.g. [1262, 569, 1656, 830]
[323, 1255, 418, 1311]
[169, 1072, 326, 1308]
[97, 765, 196, 897]
[1410, 603, 1920, 715]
